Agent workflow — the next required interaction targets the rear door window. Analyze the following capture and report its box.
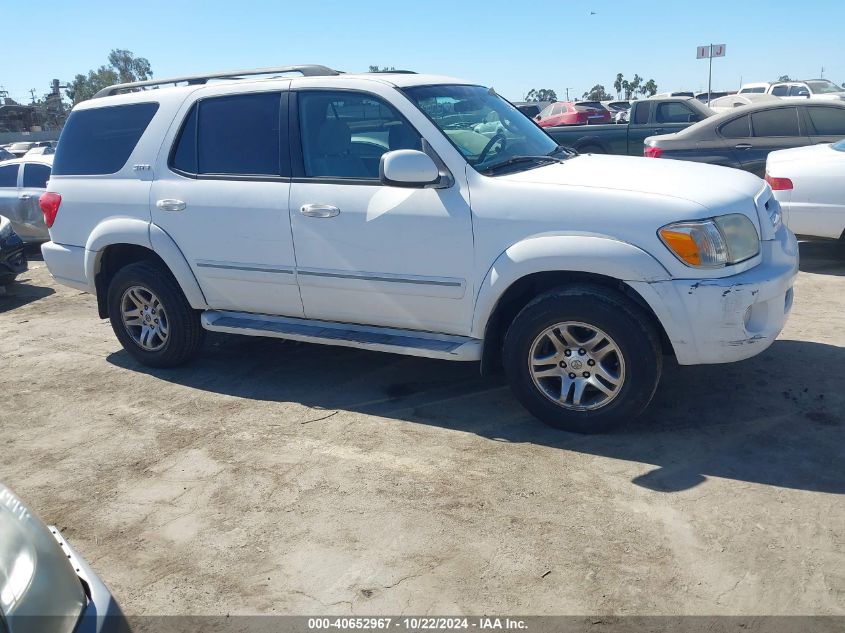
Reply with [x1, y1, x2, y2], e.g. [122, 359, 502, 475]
[751, 108, 800, 137]
[719, 115, 750, 138]
[0, 164, 18, 188]
[806, 106, 845, 136]
[770, 85, 789, 96]
[22, 163, 51, 189]
[52, 103, 159, 175]
[656, 102, 697, 123]
[632, 102, 650, 124]
[171, 92, 284, 177]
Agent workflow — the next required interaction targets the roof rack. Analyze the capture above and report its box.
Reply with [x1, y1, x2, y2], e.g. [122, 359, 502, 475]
[93, 65, 341, 99]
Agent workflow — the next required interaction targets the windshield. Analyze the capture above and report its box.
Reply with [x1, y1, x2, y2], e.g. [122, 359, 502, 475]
[807, 80, 844, 94]
[832, 138, 845, 151]
[403, 84, 559, 173]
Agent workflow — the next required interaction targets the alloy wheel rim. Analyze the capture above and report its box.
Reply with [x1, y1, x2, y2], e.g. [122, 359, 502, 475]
[528, 321, 625, 411]
[121, 286, 169, 352]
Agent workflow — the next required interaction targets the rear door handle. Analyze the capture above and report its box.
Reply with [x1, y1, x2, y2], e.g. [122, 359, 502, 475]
[156, 199, 186, 212]
[652, 128, 664, 134]
[300, 204, 340, 218]
[734, 143, 753, 150]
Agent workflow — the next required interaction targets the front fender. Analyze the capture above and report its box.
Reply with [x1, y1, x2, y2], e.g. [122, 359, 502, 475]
[471, 234, 671, 338]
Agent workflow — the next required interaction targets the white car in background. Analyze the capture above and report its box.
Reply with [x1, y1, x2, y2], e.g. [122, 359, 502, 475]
[707, 93, 780, 113]
[739, 82, 773, 94]
[766, 138, 845, 239]
[768, 79, 845, 102]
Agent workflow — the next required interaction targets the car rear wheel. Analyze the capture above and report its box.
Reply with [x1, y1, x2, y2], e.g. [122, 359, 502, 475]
[107, 261, 204, 367]
[503, 285, 662, 433]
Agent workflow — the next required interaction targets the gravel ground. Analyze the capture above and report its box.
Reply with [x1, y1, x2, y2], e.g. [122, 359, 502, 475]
[1, 241, 843, 616]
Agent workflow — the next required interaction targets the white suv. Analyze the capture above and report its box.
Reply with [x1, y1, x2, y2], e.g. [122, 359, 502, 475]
[39, 65, 798, 433]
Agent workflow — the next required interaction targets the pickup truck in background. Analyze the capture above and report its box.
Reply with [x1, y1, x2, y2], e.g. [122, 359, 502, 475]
[543, 97, 714, 155]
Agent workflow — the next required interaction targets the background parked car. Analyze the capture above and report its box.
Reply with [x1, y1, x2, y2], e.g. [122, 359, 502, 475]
[535, 101, 611, 127]
[695, 91, 733, 103]
[739, 82, 773, 94]
[0, 147, 14, 161]
[0, 155, 53, 242]
[0, 483, 126, 632]
[544, 97, 713, 155]
[23, 145, 55, 157]
[0, 214, 27, 285]
[601, 100, 630, 122]
[644, 101, 845, 177]
[766, 138, 845, 240]
[708, 93, 781, 113]
[768, 79, 845, 102]
[512, 101, 552, 119]
[649, 91, 694, 99]
[5, 141, 53, 158]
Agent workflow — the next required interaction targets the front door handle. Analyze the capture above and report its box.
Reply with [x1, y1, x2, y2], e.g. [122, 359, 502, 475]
[652, 128, 664, 134]
[18, 194, 32, 200]
[156, 199, 187, 212]
[300, 204, 340, 218]
[734, 143, 753, 150]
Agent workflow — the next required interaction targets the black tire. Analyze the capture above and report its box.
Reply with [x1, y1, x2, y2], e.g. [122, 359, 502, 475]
[503, 285, 662, 433]
[107, 261, 204, 368]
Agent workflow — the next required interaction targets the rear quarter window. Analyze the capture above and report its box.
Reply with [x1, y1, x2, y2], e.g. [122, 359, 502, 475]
[52, 102, 159, 176]
[719, 115, 750, 138]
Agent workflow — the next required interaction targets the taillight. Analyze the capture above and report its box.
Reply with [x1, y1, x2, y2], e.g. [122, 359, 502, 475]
[39, 192, 61, 228]
[765, 173, 793, 191]
[644, 146, 664, 158]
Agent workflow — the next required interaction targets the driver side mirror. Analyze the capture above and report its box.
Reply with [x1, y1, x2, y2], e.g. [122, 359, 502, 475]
[380, 150, 442, 188]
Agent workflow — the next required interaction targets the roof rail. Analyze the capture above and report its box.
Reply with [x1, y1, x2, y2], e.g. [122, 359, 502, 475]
[92, 65, 341, 99]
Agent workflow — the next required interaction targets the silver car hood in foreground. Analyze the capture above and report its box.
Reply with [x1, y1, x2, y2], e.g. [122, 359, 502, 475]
[0, 484, 85, 632]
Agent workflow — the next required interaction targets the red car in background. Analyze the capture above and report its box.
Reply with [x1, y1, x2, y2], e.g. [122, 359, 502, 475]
[535, 101, 612, 127]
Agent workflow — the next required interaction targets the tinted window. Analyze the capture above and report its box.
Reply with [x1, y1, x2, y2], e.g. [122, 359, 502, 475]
[740, 87, 766, 94]
[770, 85, 789, 96]
[656, 102, 697, 124]
[0, 164, 18, 187]
[632, 102, 650, 125]
[751, 108, 800, 137]
[298, 91, 421, 179]
[197, 92, 281, 176]
[806, 107, 845, 136]
[719, 115, 750, 138]
[170, 104, 198, 174]
[789, 85, 810, 97]
[22, 163, 51, 188]
[52, 103, 158, 175]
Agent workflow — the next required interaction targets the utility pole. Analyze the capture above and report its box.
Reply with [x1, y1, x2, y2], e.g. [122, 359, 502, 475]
[565, 87, 572, 101]
[29, 88, 37, 104]
[821, 66, 825, 79]
[707, 44, 713, 104]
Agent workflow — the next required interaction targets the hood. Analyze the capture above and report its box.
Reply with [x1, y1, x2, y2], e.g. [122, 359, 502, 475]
[498, 153, 764, 213]
[767, 142, 836, 164]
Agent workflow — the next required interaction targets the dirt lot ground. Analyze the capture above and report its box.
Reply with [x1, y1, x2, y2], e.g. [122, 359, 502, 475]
[1, 242, 843, 616]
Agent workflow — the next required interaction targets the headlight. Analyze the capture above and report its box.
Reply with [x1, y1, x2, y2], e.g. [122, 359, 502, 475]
[0, 217, 12, 240]
[659, 214, 760, 268]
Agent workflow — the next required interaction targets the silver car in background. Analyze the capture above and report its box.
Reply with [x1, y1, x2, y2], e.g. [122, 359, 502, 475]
[1, 483, 127, 632]
[0, 156, 52, 243]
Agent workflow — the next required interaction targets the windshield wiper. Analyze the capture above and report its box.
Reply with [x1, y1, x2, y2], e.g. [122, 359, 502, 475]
[481, 154, 568, 175]
[549, 144, 578, 157]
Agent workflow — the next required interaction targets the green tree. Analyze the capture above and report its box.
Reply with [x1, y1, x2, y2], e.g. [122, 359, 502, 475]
[778, 75, 792, 81]
[66, 49, 153, 104]
[524, 88, 558, 102]
[614, 73, 624, 99]
[582, 84, 612, 101]
[640, 79, 658, 97]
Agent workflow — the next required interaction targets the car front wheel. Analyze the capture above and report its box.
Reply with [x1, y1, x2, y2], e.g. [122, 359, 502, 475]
[107, 261, 204, 368]
[503, 285, 662, 433]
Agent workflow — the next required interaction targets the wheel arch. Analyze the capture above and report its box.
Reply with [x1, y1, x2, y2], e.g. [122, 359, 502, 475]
[474, 236, 674, 374]
[85, 219, 207, 319]
[571, 136, 611, 154]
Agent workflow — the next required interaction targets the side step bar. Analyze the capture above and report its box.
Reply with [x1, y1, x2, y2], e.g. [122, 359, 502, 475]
[201, 310, 482, 361]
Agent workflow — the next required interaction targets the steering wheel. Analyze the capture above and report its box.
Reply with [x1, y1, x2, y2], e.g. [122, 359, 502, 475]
[477, 131, 507, 164]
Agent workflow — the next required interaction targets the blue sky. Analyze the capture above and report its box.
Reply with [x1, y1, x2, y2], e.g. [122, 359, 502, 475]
[2, 0, 843, 103]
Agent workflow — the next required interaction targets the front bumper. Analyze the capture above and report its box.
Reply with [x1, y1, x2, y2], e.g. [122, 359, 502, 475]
[0, 231, 27, 280]
[632, 223, 799, 365]
[48, 527, 128, 633]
